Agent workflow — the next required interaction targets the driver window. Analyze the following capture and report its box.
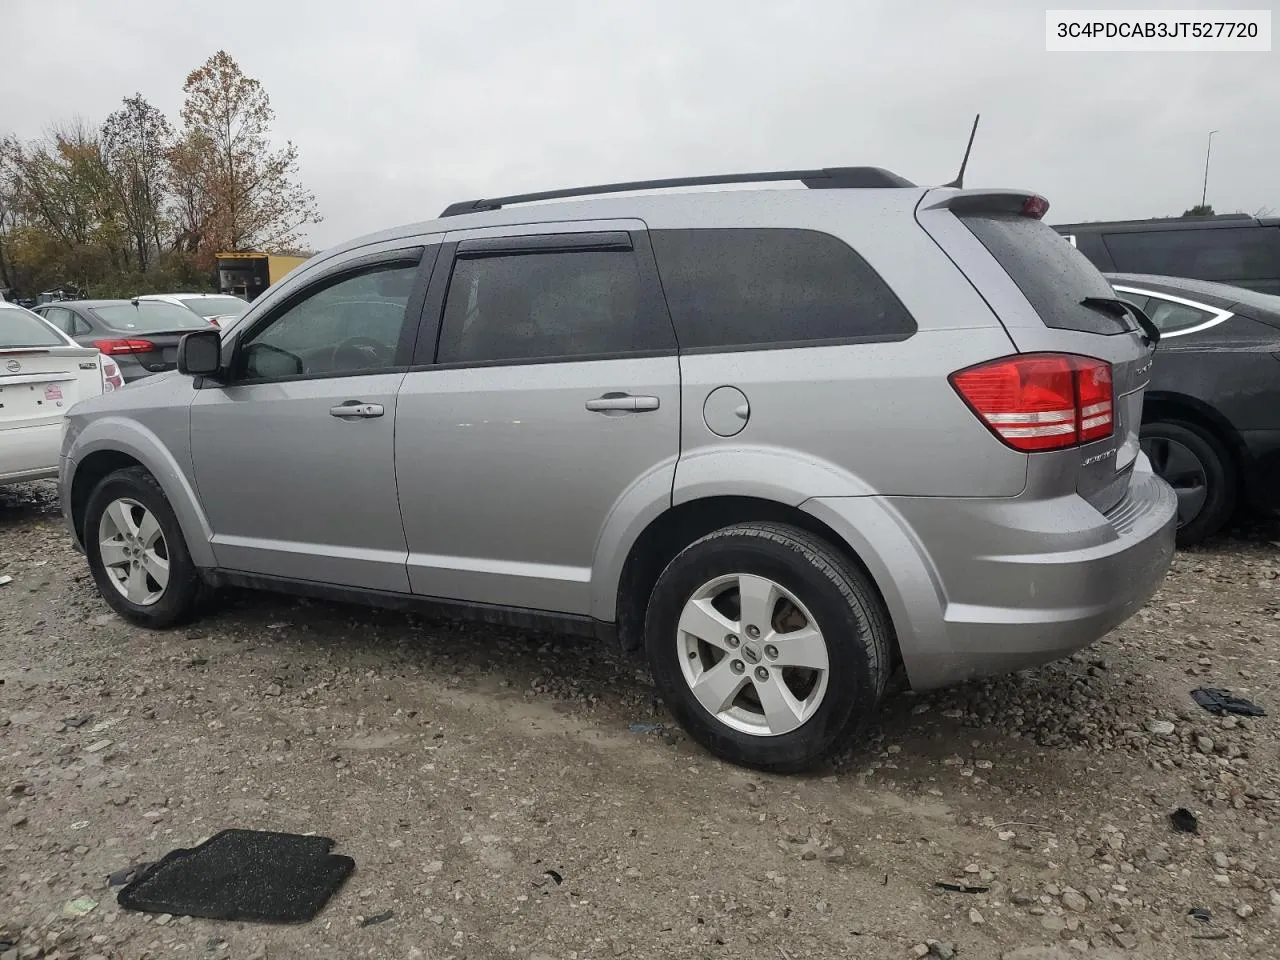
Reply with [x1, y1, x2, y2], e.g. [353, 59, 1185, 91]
[239, 262, 419, 380]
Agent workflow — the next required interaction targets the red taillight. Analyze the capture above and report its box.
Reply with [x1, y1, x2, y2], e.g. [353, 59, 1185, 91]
[100, 356, 124, 391]
[950, 353, 1113, 452]
[1020, 195, 1050, 219]
[93, 338, 155, 356]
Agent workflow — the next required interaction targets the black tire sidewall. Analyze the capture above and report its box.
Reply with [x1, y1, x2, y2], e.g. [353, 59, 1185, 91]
[645, 530, 884, 772]
[1143, 420, 1234, 546]
[84, 469, 201, 627]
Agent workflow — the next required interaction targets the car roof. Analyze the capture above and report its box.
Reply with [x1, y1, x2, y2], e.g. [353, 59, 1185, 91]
[1054, 214, 1261, 233]
[307, 181, 936, 273]
[140, 293, 230, 299]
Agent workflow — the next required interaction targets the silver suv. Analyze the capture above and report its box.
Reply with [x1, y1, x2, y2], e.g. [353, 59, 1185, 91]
[59, 167, 1177, 771]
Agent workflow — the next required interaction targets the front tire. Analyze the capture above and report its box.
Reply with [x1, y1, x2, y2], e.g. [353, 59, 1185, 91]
[1141, 420, 1235, 547]
[84, 467, 207, 627]
[644, 522, 891, 773]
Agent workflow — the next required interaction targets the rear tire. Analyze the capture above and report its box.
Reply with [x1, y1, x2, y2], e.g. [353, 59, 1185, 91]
[643, 522, 890, 773]
[84, 467, 208, 628]
[1141, 420, 1235, 547]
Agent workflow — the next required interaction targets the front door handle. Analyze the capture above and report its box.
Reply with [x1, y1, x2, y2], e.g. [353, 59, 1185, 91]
[329, 401, 384, 419]
[585, 394, 661, 413]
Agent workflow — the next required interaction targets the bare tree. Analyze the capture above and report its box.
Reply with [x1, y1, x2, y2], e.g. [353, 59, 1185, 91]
[101, 94, 174, 272]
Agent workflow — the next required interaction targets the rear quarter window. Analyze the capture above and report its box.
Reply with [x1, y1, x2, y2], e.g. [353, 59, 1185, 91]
[649, 228, 916, 350]
[959, 214, 1135, 335]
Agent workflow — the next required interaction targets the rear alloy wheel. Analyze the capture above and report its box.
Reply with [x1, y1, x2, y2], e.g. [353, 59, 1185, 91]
[645, 522, 890, 772]
[84, 466, 208, 627]
[677, 573, 830, 737]
[1140, 420, 1235, 547]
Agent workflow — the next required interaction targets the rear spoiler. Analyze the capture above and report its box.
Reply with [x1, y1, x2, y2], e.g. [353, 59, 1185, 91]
[917, 188, 1051, 220]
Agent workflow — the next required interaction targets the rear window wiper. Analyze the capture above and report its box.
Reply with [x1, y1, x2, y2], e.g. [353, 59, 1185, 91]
[1081, 296, 1161, 348]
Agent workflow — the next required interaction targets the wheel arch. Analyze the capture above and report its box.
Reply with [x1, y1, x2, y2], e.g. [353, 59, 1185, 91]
[66, 420, 214, 567]
[608, 495, 903, 668]
[1142, 390, 1245, 489]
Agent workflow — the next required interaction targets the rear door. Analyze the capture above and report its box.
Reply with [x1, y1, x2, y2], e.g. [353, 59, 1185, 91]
[918, 191, 1154, 513]
[394, 221, 680, 615]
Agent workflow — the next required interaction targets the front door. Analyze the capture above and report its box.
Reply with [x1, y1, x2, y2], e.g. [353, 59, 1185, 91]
[395, 224, 681, 615]
[189, 245, 435, 592]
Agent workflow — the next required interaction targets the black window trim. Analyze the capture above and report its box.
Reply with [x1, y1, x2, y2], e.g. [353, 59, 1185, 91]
[456, 231, 633, 257]
[206, 245, 435, 388]
[410, 229, 678, 370]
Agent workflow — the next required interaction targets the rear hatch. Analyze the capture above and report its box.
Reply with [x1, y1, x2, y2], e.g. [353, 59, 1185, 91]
[916, 189, 1157, 514]
[88, 301, 212, 374]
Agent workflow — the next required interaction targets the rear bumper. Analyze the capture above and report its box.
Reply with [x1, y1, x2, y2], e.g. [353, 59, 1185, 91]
[805, 455, 1177, 690]
[0, 422, 63, 486]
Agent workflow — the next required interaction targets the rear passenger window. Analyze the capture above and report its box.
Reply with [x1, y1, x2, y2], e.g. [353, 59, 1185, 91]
[649, 228, 915, 350]
[1104, 227, 1280, 283]
[437, 249, 667, 364]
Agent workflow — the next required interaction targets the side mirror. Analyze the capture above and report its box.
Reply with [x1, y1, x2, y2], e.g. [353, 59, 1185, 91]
[177, 329, 222, 377]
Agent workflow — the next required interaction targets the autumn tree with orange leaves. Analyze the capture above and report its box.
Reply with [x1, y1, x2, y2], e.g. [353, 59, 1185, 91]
[0, 52, 320, 299]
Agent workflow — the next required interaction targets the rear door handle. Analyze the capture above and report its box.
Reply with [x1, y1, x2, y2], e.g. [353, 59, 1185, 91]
[329, 401, 384, 419]
[585, 394, 661, 413]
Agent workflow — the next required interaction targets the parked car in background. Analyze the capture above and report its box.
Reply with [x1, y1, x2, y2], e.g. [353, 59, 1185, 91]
[1107, 273, 1280, 545]
[1, 302, 120, 488]
[136, 293, 247, 328]
[1056, 215, 1280, 295]
[59, 168, 1176, 772]
[33, 299, 213, 382]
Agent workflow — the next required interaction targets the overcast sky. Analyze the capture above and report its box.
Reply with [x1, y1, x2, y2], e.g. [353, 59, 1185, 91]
[3, 0, 1276, 248]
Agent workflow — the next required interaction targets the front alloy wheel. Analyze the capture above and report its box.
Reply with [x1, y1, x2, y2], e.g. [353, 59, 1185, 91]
[98, 498, 170, 606]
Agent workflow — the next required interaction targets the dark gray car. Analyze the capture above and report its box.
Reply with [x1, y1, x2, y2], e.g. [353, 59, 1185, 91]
[1108, 273, 1280, 545]
[34, 299, 213, 382]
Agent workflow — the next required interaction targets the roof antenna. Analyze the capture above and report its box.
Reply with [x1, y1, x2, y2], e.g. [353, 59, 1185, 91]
[945, 113, 980, 189]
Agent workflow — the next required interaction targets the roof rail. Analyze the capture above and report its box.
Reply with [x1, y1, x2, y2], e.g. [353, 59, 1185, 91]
[439, 166, 915, 217]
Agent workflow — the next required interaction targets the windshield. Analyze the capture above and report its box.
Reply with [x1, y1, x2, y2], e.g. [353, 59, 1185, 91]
[0, 306, 69, 348]
[180, 295, 247, 319]
[92, 301, 211, 333]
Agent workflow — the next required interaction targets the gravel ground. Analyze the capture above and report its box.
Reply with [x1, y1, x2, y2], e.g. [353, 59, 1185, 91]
[2, 480, 1279, 960]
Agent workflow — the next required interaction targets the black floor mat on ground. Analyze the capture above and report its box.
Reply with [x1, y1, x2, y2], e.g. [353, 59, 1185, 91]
[117, 829, 354, 923]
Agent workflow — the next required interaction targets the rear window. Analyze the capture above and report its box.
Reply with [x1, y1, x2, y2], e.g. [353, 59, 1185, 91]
[91, 301, 211, 333]
[0, 307, 68, 348]
[959, 214, 1136, 335]
[650, 228, 916, 350]
[1104, 227, 1280, 283]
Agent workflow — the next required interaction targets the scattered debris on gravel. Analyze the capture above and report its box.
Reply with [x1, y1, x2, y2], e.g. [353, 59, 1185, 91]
[2, 481, 1278, 959]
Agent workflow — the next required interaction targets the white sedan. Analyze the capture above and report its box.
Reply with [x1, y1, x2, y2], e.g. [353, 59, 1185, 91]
[135, 293, 248, 328]
[1, 302, 122, 487]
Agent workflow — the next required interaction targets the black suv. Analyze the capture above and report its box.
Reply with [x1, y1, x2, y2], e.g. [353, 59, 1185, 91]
[1054, 215, 1280, 295]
